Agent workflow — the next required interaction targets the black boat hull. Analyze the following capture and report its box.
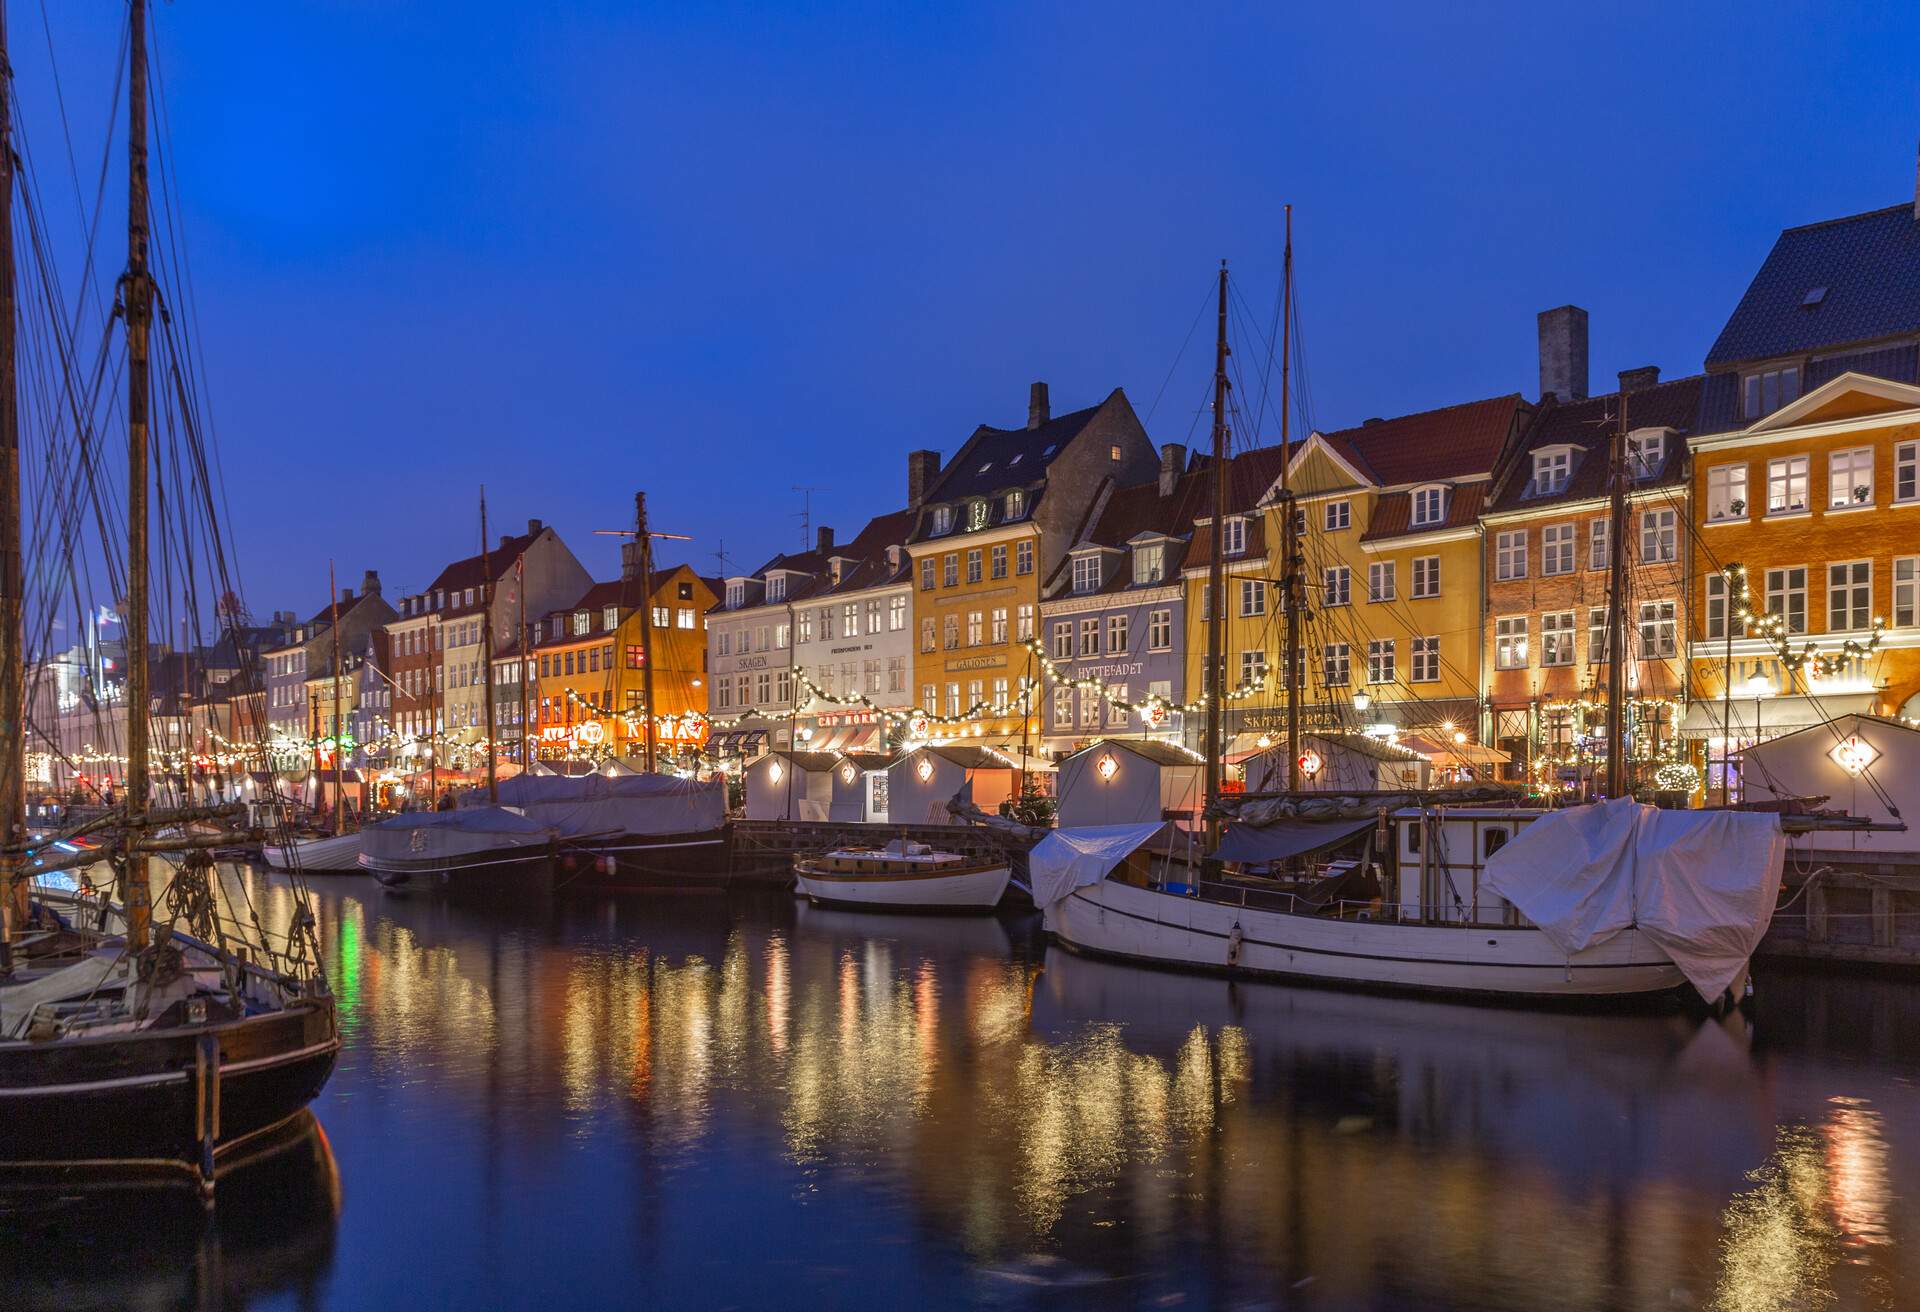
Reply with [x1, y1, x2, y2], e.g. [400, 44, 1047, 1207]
[0, 998, 338, 1177]
[563, 831, 733, 890]
[362, 846, 554, 894]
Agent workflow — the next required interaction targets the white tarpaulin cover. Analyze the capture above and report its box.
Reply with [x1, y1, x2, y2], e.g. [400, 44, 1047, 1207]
[465, 773, 725, 838]
[1029, 822, 1174, 911]
[1482, 798, 1785, 1000]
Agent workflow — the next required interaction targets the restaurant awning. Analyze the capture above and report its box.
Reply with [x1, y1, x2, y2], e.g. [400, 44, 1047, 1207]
[1678, 691, 1880, 739]
[1213, 815, 1374, 865]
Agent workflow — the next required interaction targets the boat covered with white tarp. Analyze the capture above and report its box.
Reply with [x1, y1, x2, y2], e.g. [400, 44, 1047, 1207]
[466, 773, 727, 885]
[358, 808, 557, 892]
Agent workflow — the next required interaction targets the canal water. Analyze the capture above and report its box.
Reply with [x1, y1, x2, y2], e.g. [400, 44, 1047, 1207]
[4, 866, 1917, 1310]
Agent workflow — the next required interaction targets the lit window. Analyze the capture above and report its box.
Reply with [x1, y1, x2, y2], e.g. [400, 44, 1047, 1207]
[1006, 490, 1026, 519]
[1707, 464, 1748, 522]
[1132, 543, 1164, 583]
[1495, 617, 1528, 670]
[1541, 611, 1574, 666]
[967, 500, 989, 531]
[1828, 447, 1874, 508]
[766, 575, 785, 602]
[1767, 456, 1809, 514]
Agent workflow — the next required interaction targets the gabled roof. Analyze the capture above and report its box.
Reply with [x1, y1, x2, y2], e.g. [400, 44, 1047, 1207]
[1487, 375, 1704, 512]
[1063, 737, 1202, 767]
[1313, 394, 1527, 488]
[923, 395, 1116, 504]
[430, 529, 543, 595]
[726, 509, 913, 611]
[1361, 480, 1488, 542]
[900, 744, 1008, 771]
[1706, 203, 1920, 368]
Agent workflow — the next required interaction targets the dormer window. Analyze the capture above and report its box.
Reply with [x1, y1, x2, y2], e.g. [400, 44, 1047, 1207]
[1222, 516, 1247, 556]
[1071, 555, 1102, 594]
[931, 505, 954, 535]
[886, 545, 902, 570]
[1628, 431, 1664, 480]
[1530, 450, 1571, 496]
[1005, 489, 1026, 519]
[767, 574, 786, 602]
[1410, 485, 1447, 527]
[1743, 365, 1801, 419]
[1133, 543, 1165, 583]
[725, 582, 745, 608]
[602, 606, 619, 630]
[1008, 453, 1023, 467]
[966, 500, 989, 531]
[572, 611, 590, 636]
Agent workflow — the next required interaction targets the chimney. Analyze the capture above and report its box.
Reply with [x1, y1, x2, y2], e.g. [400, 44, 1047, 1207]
[1027, 381, 1050, 429]
[338, 587, 354, 605]
[362, 569, 381, 598]
[907, 449, 941, 507]
[1537, 305, 1589, 402]
[526, 518, 543, 536]
[815, 525, 834, 554]
[1618, 365, 1661, 394]
[1159, 443, 1187, 496]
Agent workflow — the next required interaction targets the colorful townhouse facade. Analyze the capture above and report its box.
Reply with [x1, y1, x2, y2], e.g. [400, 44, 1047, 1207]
[262, 573, 392, 771]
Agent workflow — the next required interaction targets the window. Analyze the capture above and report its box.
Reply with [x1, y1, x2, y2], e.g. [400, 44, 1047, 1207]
[1589, 607, 1610, 664]
[626, 644, 645, 669]
[766, 575, 786, 602]
[1108, 684, 1129, 728]
[1895, 557, 1919, 628]
[1589, 519, 1610, 571]
[1053, 686, 1073, 728]
[1411, 485, 1446, 526]
[943, 554, 959, 587]
[1765, 567, 1808, 634]
[1051, 621, 1073, 659]
[1898, 441, 1919, 503]
[943, 615, 960, 649]
[1079, 688, 1102, 728]
[818, 607, 833, 639]
[920, 559, 936, 591]
[776, 623, 790, 649]
[931, 506, 954, 535]
[1705, 574, 1746, 640]
[1325, 500, 1351, 531]
[888, 656, 906, 693]
[1323, 565, 1351, 607]
[1322, 642, 1350, 687]
[991, 676, 1009, 711]
[992, 607, 1009, 644]
[1829, 448, 1875, 508]
[1106, 614, 1128, 653]
[1132, 543, 1165, 583]
[991, 545, 1008, 579]
[1828, 562, 1871, 631]
[1012, 541, 1033, 576]
[1743, 365, 1800, 419]
[966, 500, 989, 531]
[1368, 561, 1396, 603]
[865, 600, 882, 634]
[1638, 601, 1677, 659]
[1542, 523, 1575, 575]
[1411, 555, 1440, 599]
[1639, 508, 1677, 563]
[889, 596, 906, 630]
[1541, 611, 1575, 666]
[1767, 456, 1810, 514]
[677, 607, 695, 629]
[864, 659, 882, 695]
[717, 630, 731, 657]
[1148, 609, 1172, 651]
[1495, 530, 1527, 581]
[1707, 464, 1748, 522]
[921, 683, 936, 713]
[1236, 650, 1264, 690]
[1240, 579, 1267, 617]
[725, 582, 744, 608]
[1367, 639, 1396, 684]
[1531, 450, 1570, 496]
[1016, 604, 1035, 641]
[1495, 617, 1528, 670]
[1078, 617, 1100, 657]
[966, 611, 983, 646]
[1006, 490, 1026, 518]
[1072, 556, 1101, 593]
[776, 670, 793, 703]
[946, 683, 961, 717]
[966, 550, 983, 584]
[1220, 517, 1247, 556]
[1628, 431, 1664, 480]
[1411, 636, 1439, 683]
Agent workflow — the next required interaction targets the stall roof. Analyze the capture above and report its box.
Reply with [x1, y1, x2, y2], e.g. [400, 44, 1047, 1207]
[1064, 738, 1203, 768]
[1213, 816, 1374, 865]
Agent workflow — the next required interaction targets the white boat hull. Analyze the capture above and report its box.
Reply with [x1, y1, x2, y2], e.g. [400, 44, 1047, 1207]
[794, 864, 1011, 912]
[1045, 878, 1689, 1001]
[261, 832, 364, 874]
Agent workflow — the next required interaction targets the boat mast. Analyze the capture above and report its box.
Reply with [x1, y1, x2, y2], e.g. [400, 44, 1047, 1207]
[1605, 391, 1629, 798]
[0, 2, 26, 945]
[635, 492, 658, 773]
[1279, 206, 1301, 789]
[329, 560, 342, 831]
[123, 0, 154, 950]
[516, 554, 528, 769]
[480, 488, 497, 802]
[1202, 261, 1230, 835]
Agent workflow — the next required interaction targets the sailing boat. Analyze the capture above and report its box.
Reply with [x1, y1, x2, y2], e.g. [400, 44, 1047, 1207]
[263, 564, 365, 874]
[1030, 229, 1810, 1009]
[0, 0, 336, 1190]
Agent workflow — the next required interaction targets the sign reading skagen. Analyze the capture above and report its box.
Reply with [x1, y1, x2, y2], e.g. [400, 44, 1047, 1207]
[727, 655, 772, 671]
[945, 654, 1007, 672]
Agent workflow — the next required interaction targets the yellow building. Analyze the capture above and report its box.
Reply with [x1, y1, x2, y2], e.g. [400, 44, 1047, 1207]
[905, 384, 1158, 748]
[1683, 372, 1920, 788]
[1209, 396, 1530, 763]
[532, 564, 717, 762]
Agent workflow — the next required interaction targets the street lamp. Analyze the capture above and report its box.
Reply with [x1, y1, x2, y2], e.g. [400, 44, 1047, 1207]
[1352, 688, 1371, 713]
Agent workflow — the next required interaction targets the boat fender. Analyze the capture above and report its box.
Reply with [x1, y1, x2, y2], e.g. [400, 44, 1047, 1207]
[599, 854, 616, 876]
[1226, 922, 1244, 969]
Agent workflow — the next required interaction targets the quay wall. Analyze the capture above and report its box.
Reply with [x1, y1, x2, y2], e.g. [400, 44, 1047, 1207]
[1760, 851, 1920, 971]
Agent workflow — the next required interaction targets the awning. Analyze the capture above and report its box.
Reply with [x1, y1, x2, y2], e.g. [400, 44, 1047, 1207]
[1401, 735, 1510, 767]
[840, 724, 884, 754]
[711, 729, 768, 755]
[1678, 691, 1880, 739]
[1213, 815, 1374, 865]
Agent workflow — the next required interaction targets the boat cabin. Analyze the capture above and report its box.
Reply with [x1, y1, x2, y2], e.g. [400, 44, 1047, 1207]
[1055, 738, 1203, 828]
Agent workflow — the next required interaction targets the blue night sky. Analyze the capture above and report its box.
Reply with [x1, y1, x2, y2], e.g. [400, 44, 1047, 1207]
[16, 1, 1920, 614]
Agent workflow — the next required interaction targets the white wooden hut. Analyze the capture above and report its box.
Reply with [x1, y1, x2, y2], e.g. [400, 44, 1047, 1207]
[831, 752, 893, 823]
[1736, 714, 1920, 857]
[1243, 732, 1431, 793]
[885, 745, 1023, 825]
[1056, 739, 1204, 828]
[743, 750, 839, 821]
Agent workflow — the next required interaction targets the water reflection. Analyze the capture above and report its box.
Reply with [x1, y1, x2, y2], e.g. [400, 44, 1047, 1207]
[17, 868, 1916, 1309]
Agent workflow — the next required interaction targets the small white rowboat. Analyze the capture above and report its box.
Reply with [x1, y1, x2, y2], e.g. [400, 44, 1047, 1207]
[793, 841, 1009, 912]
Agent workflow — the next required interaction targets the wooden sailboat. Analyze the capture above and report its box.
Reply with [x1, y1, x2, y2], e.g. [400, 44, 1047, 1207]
[0, 0, 337, 1191]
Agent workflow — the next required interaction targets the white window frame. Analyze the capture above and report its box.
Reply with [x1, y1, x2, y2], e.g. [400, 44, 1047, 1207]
[1323, 565, 1351, 607]
[1637, 600, 1677, 659]
[1705, 574, 1745, 640]
[1411, 555, 1440, 599]
[1588, 519, 1610, 571]
[1495, 530, 1527, 581]
[1707, 464, 1748, 522]
[1743, 365, 1801, 419]
[1240, 579, 1267, 617]
[1148, 609, 1172, 651]
[1639, 508, 1677, 564]
[1627, 431, 1664, 480]
[1221, 517, 1247, 556]
[1368, 560, 1396, 603]
[1542, 523, 1575, 576]
[1897, 441, 1919, 505]
[1828, 447, 1875, 509]
[1894, 556, 1919, 628]
[1827, 560, 1871, 632]
[1530, 449, 1570, 496]
[1410, 636, 1439, 683]
[1411, 485, 1447, 526]
[1541, 611, 1575, 667]
[1071, 555, 1101, 594]
[1106, 613, 1128, 653]
[1366, 638, 1396, 685]
[1495, 617, 1528, 670]
[1766, 455, 1810, 515]
[1322, 642, 1350, 687]
[1324, 500, 1351, 531]
[1764, 566, 1808, 635]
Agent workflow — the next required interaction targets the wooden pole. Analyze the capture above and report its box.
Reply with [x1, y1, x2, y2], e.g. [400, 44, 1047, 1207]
[123, 0, 154, 950]
[1202, 262, 1230, 841]
[0, 1, 29, 942]
[1280, 206, 1301, 790]
[329, 560, 343, 831]
[636, 492, 658, 772]
[517, 555, 529, 768]
[480, 489, 498, 802]
[1605, 391, 1629, 799]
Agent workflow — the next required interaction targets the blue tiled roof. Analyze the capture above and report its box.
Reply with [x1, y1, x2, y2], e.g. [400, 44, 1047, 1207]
[1706, 203, 1920, 367]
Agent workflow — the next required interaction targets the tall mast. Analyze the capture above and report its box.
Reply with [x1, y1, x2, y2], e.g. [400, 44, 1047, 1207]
[1605, 391, 1629, 798]
[516, 554, 528, 768]
[329, 560, 343, 831]
[635, 492, 658, 773]
[0, 1, 28, 943]
[480, 488, 497, 802]
[1202, 261, 1230, 833]
[1280, 206, 1301, 789]
[123, 0, 154, 951]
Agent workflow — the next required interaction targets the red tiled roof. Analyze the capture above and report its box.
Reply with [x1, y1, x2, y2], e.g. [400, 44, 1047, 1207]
[1321, 394, 1526, 487]
[1487, 375, 1704, 513]
[1360, 480, 1489, 542]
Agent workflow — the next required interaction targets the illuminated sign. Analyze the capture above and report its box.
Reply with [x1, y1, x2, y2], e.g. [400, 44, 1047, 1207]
[915, 757, 934, 782]
[1298, 749, 1323, 778]
[1828, 734, 1880, 776]
[1095, 753, 1119, 781]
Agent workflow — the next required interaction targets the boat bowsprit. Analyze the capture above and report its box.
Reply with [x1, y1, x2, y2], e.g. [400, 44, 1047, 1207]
[357, 809, 557, 892]
[793, 840, 1011, 912]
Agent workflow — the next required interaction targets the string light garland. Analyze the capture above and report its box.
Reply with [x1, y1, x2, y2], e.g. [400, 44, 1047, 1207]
[1722, 562, 1887, 680]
